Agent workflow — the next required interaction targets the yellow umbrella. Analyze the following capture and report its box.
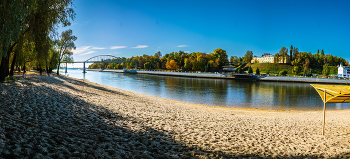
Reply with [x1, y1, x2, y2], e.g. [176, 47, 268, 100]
[310, 84, 350, 135]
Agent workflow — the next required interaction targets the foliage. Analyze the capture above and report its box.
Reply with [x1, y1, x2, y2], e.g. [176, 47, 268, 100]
[144, 62, 152, 69]
[256, 67, 260, 75]
[166, 60, 179, 70]
[248, 66, 253, 74]
[279, 47, 289, 63]
[279, 69, 288, 76]
[243, 51, 253, 63]
[291, 58, 302, 75]
[303, 68, 312, 76]
[322, 64, 330, 76]
[56, 29, 77, 75]
[0, 0, 76, 80]
[86, 45, 348, 77]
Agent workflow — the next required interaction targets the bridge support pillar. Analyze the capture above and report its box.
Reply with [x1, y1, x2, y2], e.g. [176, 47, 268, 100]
[65, 63, 68, 73]
[123, 62, 126, 71]
[83, 62, 86, 73]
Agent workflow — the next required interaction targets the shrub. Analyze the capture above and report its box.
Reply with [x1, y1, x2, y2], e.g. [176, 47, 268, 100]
[279, 69, 288, 76]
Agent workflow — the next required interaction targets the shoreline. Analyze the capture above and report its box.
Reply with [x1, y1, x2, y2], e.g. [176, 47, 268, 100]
[61, 74, 350, 113]
[85, 68, 350, 84]
[2, 73, 350, 158]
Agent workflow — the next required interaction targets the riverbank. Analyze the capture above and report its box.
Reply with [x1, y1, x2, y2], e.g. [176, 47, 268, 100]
[87, 69, 350, 84]
[1, 74, 350, 158]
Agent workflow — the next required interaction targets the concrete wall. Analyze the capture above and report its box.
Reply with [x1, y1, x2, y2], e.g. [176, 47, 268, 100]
[86, 69, 350, 84]
[258, 76, 350, 84]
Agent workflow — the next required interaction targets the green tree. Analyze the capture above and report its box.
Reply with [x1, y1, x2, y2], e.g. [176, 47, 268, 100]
[184, 58, 190, 71]
[248, 66, 253, 74]
[144, 62, 152, 69]
[155, 51, 162, 58]
[213, 48, 228, 67]
[274, 53, 280, 63]
[279, 47, 288, 63]
[322, 64, 330, 77]
[0, 0, 75, 80]
[237, 67, 242, 74]
[320, 49, 325, 65]
[56, 30, 77, 75]
[256, 67, 260, 75]
[290, 45, 293, 62]
[243, 50, 253, 63]
[291, 59, 302, 75]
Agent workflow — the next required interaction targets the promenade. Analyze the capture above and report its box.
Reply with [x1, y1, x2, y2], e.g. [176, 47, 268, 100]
[87, 69, 350, 84]
[1, 74, 350, 158]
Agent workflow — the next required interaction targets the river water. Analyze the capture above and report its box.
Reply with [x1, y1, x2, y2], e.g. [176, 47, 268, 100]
[64, 68, 350, 110]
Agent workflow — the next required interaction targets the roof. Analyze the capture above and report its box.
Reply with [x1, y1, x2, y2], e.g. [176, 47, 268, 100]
[310, 84, 350, 103]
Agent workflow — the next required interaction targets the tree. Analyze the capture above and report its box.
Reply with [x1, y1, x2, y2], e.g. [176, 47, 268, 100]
[56, 29, 77, 75]
[290, 45, 293, 62]
[274, 53, 280, 63]
[243, 51, 253, 63]
[322, 64, 330, 77]
[237, 67, 242, 74]
[184, 58, 190, 71]
[230, 56, 238, 62]
[248, 66, 253, 74]
[320, 49, 325, 65]
[213, 48, 228, 67]
[279, 47, 288, 63]
[155, 51, 162, 58]
[144, 62, 152, 69]
[0, 0, 76, 80]
[291, 59, 302, 75]
[292, 47, 299, 60]
[256, 67, 260, 75]
[166, 60, 179, 70]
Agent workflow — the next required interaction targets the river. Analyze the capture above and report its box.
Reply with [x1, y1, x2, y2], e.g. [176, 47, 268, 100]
[63, 68, 350, 110]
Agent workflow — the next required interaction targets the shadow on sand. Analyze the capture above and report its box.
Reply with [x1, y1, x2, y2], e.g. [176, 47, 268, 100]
[0, 74, 343, 158]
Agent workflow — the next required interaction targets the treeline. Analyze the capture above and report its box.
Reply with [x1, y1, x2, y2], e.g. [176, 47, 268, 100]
[89, 45, 348, 75]
[89, 48, 229, 72]
[286, 46, 347, 75]
[0, 0, 76, 81]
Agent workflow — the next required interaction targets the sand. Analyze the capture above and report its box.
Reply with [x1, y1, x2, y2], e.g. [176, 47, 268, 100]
[0, 73, 350, 158]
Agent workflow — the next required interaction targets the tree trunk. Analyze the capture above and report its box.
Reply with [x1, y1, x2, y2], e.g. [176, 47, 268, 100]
[9, 51, 17, 76]
[23, 62, 26, 76]
[39, 63, 42, 75]
[57, 62, 60, 75]
[46, 64, 49, 76]
[0, 50, 12, 81]
[0, 56, 9, 81]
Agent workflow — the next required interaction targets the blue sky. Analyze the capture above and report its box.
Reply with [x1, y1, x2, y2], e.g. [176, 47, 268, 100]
[58, 0, 350, 67]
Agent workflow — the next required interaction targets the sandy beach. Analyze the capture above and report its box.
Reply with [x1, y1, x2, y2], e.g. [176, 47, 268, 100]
[1, 74, 350, 158]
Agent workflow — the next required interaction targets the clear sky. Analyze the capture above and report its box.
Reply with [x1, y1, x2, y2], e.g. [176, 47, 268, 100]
[58, 0, 350, 67]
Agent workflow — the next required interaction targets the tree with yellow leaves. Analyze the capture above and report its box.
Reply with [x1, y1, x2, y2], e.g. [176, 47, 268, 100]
[166, 60, 179, 70]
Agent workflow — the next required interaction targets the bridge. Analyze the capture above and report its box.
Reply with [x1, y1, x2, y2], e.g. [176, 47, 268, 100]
[63, 55, 138, 73]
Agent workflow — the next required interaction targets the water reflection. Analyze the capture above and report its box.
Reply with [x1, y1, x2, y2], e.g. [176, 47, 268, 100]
[64, 69, 350, 110]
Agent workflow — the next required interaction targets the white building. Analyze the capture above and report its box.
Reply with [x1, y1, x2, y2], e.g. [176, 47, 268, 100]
[338, 62, 350, 77]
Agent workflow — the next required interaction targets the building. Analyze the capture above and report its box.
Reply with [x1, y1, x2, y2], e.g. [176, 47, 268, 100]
[251, 53, 290, 64]
[338, 62, 350, 77]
